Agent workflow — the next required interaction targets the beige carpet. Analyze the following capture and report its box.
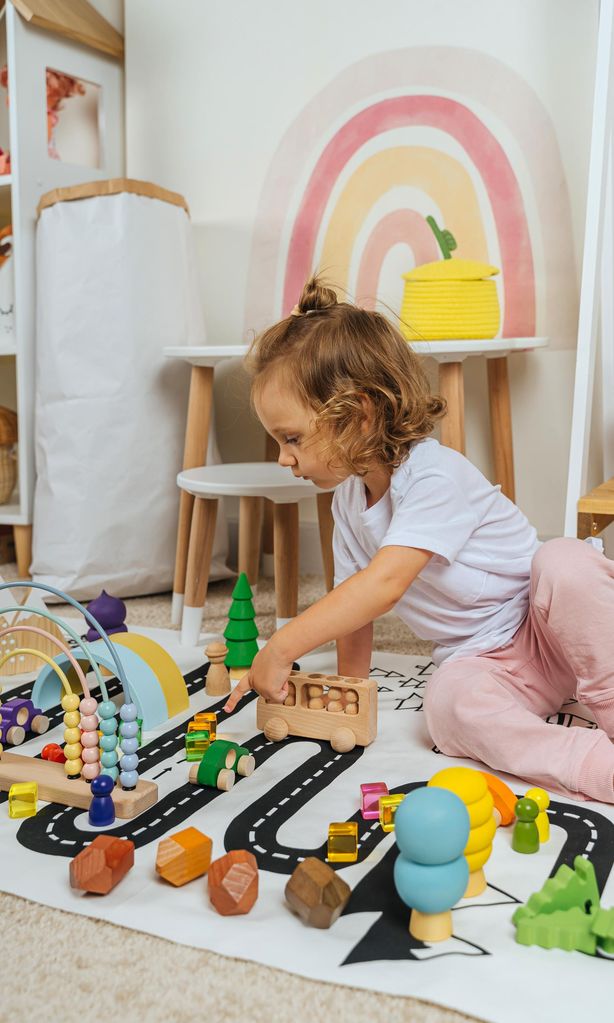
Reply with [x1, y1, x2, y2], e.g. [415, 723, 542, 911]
[0, 564, 481, 1023]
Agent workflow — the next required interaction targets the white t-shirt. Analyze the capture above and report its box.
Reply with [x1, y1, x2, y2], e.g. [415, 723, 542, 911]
[332, 438, 540, 666]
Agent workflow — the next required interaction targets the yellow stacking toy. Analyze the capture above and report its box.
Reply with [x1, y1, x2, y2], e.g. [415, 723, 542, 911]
[428, 766, 496, 898]
[400, 259, 501, 341]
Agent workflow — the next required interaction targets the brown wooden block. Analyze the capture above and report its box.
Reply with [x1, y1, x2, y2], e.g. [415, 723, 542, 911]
[208, 849, 258, 915]
[285, 856, 351, 928]
[69, 835, 135, 895]
[156, 827, 213, 886]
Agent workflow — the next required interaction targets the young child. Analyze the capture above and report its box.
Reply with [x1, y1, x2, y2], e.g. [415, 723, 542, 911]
[225, 275, 614, 804]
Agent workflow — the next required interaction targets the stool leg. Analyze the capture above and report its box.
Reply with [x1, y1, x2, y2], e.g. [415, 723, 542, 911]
[13, 525, 32, 579]
[487, 356, 515, 502]
[262, 433, 278, 575]
[273, 502, 299, 628]
[172, 365, 214, 624]
[239, 496, 264, 585]
[172, 491, 194, 624]
[181, 496, 218, 646]
[439, 362, 465, 453]
[316, 492, 334, 592]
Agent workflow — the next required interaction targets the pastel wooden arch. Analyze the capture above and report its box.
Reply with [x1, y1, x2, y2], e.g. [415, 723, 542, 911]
[33, 638, 168, 730]
[0, 648, 72, 697]
[0, 582, 133, 701]
[0, 625, 91, 698]
[0, 604, 109, 697]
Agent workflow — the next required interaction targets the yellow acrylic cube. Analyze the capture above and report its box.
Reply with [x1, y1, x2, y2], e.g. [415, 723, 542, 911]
[379, 793, 404, 831]
[190, 712, 217, 742]
[8, 782, 37, 819]
[327, 821, 358, 862]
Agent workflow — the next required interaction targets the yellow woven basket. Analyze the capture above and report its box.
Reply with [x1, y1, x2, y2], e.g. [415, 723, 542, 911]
[400, 259, 501, 341]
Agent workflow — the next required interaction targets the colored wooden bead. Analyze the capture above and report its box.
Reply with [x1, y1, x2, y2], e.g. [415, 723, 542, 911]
[119, 701, 140, 791]
[185, 730, 211, 762]
[360, 782, 388, 820]
[285, 857, 351, 928]
[327, 821, 358, 862]
[208, 849, 258, 915]
[156, 827, 213, 886]
[8, 781, 37, 818]
[379, 793, 404, 831]
[70, 835, 135, 894]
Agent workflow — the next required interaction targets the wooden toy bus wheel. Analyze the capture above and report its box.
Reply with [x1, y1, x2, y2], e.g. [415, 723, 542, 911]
[217, 768, 235, 791]
[330, 727, 356, 753]
[31, 714, 50, 735]
[5, 725, 26, 746]
[236, 754, 255, 777]
[264, 718, 288, 742]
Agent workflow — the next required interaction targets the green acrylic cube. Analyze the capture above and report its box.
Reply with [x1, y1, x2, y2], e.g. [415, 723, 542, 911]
[185, 730, 211, 762]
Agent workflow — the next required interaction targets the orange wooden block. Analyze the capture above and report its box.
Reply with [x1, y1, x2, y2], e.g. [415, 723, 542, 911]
[208, 849, 258, 915]
[480, 771, 517, 826]
[69, 835, 135, 895]
[156, 827, 213, 886]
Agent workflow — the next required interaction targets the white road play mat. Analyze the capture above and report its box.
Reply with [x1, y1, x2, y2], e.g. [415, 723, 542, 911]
[0, 622, 613, 1023]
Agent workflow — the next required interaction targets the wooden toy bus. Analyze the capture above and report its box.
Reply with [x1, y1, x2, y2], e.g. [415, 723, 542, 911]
[256, 670, 377, 753]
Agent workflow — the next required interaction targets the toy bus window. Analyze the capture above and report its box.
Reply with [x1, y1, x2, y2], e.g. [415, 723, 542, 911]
[46, 69, 101, 168]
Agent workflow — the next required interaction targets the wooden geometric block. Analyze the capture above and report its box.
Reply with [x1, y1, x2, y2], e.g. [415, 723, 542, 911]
[69, 835, 135, 894]
[156, 827, 213, 886]
[285, 857, 351, 928]
[208, 849, 258, 915]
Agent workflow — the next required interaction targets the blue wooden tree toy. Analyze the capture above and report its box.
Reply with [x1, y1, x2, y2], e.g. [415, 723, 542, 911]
[393, 786, 470, 943]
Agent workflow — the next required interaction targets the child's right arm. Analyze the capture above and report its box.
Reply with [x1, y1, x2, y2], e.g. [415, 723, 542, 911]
[337, 621, 373, 679]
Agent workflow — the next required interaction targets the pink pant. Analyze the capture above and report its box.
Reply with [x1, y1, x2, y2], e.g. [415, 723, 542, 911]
[423, 537, 614, 803]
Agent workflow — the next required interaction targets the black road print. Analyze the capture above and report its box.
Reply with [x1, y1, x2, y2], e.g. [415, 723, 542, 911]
[6, 660, 614, 966]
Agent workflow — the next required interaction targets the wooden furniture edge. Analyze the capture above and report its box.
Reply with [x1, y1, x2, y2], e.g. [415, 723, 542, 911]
[10, 0, 124, 59]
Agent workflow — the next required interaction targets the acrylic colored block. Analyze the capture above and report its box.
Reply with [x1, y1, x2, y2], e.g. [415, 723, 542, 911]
[379, 793, 404, 831]
[185, 730, 210, 762]
[327, 821, 358, 862]
[192, 712, 217, 741]
[360, 782, 388, 820]
[8, 781, 37, 819]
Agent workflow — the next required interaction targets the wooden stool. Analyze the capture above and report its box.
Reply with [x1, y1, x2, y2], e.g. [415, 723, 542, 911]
[177, 463, 334, 646]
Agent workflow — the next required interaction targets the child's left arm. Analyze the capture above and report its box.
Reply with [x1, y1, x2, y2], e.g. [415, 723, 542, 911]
[224, 544, 432, 711]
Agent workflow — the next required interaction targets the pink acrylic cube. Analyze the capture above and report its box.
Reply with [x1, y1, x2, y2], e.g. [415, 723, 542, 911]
[360, 782, 389, 820]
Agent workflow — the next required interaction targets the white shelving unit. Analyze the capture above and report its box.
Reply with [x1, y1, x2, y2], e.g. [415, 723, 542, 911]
[0, 0, 124, 573]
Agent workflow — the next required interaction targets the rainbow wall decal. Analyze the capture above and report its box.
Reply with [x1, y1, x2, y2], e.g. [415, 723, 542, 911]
[245, 47, 578, 348]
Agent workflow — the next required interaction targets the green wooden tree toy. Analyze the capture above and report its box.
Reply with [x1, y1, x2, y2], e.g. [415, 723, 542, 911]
[224, 573, 259, 670]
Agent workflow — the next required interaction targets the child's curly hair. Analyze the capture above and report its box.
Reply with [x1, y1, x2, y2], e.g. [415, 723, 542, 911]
[246, 275, 446, 476]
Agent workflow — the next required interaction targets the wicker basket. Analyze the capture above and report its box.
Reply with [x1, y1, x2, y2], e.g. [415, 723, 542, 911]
[0, 406, 17, 504]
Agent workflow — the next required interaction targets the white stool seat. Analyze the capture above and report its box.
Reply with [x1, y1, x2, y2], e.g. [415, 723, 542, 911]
[176, 462, 335, 646]
[177, 463, 330, 502]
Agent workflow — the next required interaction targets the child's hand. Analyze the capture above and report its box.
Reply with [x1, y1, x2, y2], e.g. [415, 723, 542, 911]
[223, 641, 293, 714]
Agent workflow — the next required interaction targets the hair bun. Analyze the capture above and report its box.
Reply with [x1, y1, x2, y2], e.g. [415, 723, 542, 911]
[296, 274, 338, 314]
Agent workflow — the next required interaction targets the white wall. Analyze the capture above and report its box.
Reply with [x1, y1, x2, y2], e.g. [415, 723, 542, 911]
[124, 0, 604, 557]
